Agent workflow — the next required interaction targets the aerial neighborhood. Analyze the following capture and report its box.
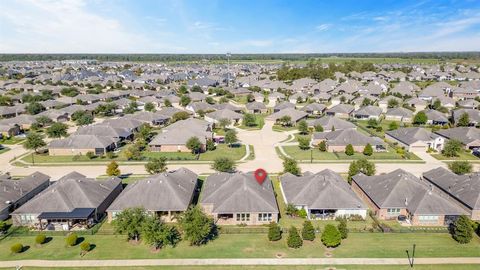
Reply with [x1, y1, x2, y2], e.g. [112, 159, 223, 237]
[0, 57, 479, 265]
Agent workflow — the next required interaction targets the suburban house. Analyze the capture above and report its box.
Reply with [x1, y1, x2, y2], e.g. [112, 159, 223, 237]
[200, 172, 279, 225]
[245, 101, 267, 114]
[384, 107, 413, 122]
[205, 109, 243, 127]
[1, 172, 50, 220]
[148, 118, 213, 152]
[452, 109, 480, 126]
[378, 96, 402, 112]
[75, 124, 133, 142]
[424, 109, 449, 126]
[325, 104, 355, 119]
[48, 134, 119, 156]
[12, 172, 122, 230]
[386, 127, 445, 152]
[352, 169, 465, 226]
[0, 123, 21, 138]
[435, 127, 480, 149]
[107, 168, 197, 223]
[267, 108, 308, 126]
[280, 169, 367, 220]
[306, 116, 356, 132]
[301, 103, 326, 116]
[352, 105, 383, 120]
[405, 98, 428, 112]
[311, 129, 385, 152]
[273, 102, 296, 113]
[423, 167, 480, 221]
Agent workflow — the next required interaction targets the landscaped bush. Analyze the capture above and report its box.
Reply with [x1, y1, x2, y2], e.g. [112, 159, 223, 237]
[287, 226, 302, 248]
[298, 208, 307, 218]
[10, 243, 23, 253]
[301, 220, 315, 241]
[337, 218, 348, 239]
[80, 242, 91, 252]
[321, 224, 342, 247]
[85, 151, 96, 159]
[345, 144, 354, 156]
[35, 234, 46, 245]
[268, 222, 282, 241]
[452, 215, 473, 244]
[65, 233, 78, 247]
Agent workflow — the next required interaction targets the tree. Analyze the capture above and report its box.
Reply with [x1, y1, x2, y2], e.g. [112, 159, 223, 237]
[141, 216, 180, 250]
[347, 158, 375, 184]
[206, 139, 216, 151]
[345, 144, 354, 156]
[36, 116, 53, 127]
[180, 95, 191, 107]
[387, 98, 399, 108]
[318, 141, 327, 152]
[246, 93, 255, 102]
[26, 102, 45, 115]
[457, 112, 470, 127]
[178, 206, 216, 246]
[432, 98, 442, 110]
[314, 124, 324, 132]
[452, 215, 473, 244]
[218, 118, 231, 130]
[448, 161, 472, 175]
[186, 136, 202, 154]
[80, 242, 91, 253]
[283, 157, 301, 175]
[191, 85, 203, 93]
[413, 111, 427, 125]
[164, 99, 172, 107]
[135, 124, 153, 142]
[124, 144, 143, 161]
[171, 111, 190, 122]
[23, 132, 46, 153]
[268, 222, 282, 241]
[178, 85, 188, 94]
[362, 97, 372, 106]
[443, 139, 462, 157]
[85, 151, 95, 159]
[321, 224, 342, 247]
[46, 122, 68, 138]
[145, 157, 168, 174]
[144, 102, 155, 112]
[388, 121, 398, 131]
[113, 207, 147, 241]
[279, 115, 292, 127]
[205, 96, 215, 105]
[106, 161, 121, 176]
[224, 130, 238, 146]
[298, 136, 310, 150]
[367, 118, 378, 128]
[298, 120, 308, 134]
[35, 234, 46, 245]
[10, 243, 23, 253]
[243, 113, 256, 127]
[212, 157, 236, 172]
[301, 220, 315, 241]
[287, 226, 302, 248]
[363, 143, 373, 156]
[73, 112, 94, 126]
[337, 218, 348, 239]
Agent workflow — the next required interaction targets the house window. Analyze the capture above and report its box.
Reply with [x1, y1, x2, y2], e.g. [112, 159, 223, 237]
[419, 215, 439, 223]
[236, 213, 250, 222]
[387, 208, 401, 215]
[258, 213, 272, 222]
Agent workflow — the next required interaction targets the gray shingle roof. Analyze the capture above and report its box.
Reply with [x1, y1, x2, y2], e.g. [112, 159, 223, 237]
[1, 172, 50, 211]
[306, 116, 356, 130]
[201, 172, 278, 214]
[435, 127, 480, 145]
[108, 168, 197, 212]
[386, 127, 439, 145]
[281, 169, 366, 210]
[268, 108, 308, 122]
[49, 134, 118, 149]
[313, 129, 384, 147]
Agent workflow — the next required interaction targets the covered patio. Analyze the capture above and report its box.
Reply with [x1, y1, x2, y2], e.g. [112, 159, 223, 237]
[37, 208, 96, 231]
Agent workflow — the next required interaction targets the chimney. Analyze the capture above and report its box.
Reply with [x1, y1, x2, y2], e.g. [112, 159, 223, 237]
[404, 197, 408, 206]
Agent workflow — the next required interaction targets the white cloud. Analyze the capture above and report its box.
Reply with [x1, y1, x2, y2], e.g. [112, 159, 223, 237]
[315, 24, 331, 31]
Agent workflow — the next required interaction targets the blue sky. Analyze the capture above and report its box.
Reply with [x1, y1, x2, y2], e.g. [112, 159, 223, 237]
[0, 0, 479, 53]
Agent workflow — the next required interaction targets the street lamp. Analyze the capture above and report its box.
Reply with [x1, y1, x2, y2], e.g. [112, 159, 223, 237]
[406, 243, 416, 268]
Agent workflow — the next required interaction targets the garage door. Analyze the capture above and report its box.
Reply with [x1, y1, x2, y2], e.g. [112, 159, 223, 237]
[409, 145, 427, 152]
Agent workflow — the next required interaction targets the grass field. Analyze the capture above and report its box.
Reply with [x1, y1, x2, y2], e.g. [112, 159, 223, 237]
[0, 147, 9, 154]
[0, 136, 25, 145]
[21, 144, 246, 163]
[1, 232, 478, 261]
[272, 125, 297, 132]
[4, 266, 480, 270]
[281, 145, 420, 161]
[238, 114, 266, 130]
[431, 151, 480, 161]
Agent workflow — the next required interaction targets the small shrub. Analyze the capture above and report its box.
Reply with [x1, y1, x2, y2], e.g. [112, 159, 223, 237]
[35, 234, 46, 245]
[85, 151, 95, 159]
[80, 242, 91, 252]
[337, 218, 348, 239]
[287, 226, 302, 248]
[321, 224, 342, 247]
[11, 243, 23, 253]
[65, 233, 78, 247]
[301, 220, 315, 241]
[298, 208, 307, 219]
[268, 222, 282, 241]
[345, 144, 354, 156]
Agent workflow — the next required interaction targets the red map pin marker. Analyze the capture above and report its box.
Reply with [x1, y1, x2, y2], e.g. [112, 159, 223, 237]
[254, 168, 267, 185]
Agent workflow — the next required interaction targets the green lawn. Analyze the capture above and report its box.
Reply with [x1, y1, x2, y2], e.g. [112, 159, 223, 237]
[238, 114, 266, 130]
[143, 144, 246, 161]
[1, 232, 478, 261]
[431, 151, 480, 161]
[0, 136, 25, 145]
[272, 125, 297, 132]
[21, 152, 126, 163]
[0, 147, 10, 154]
[281, 146, 420, 161]
[6, 266, 480, 270]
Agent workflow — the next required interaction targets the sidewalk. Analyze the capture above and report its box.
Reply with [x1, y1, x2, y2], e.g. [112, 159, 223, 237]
[0, 257, 479, 268]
